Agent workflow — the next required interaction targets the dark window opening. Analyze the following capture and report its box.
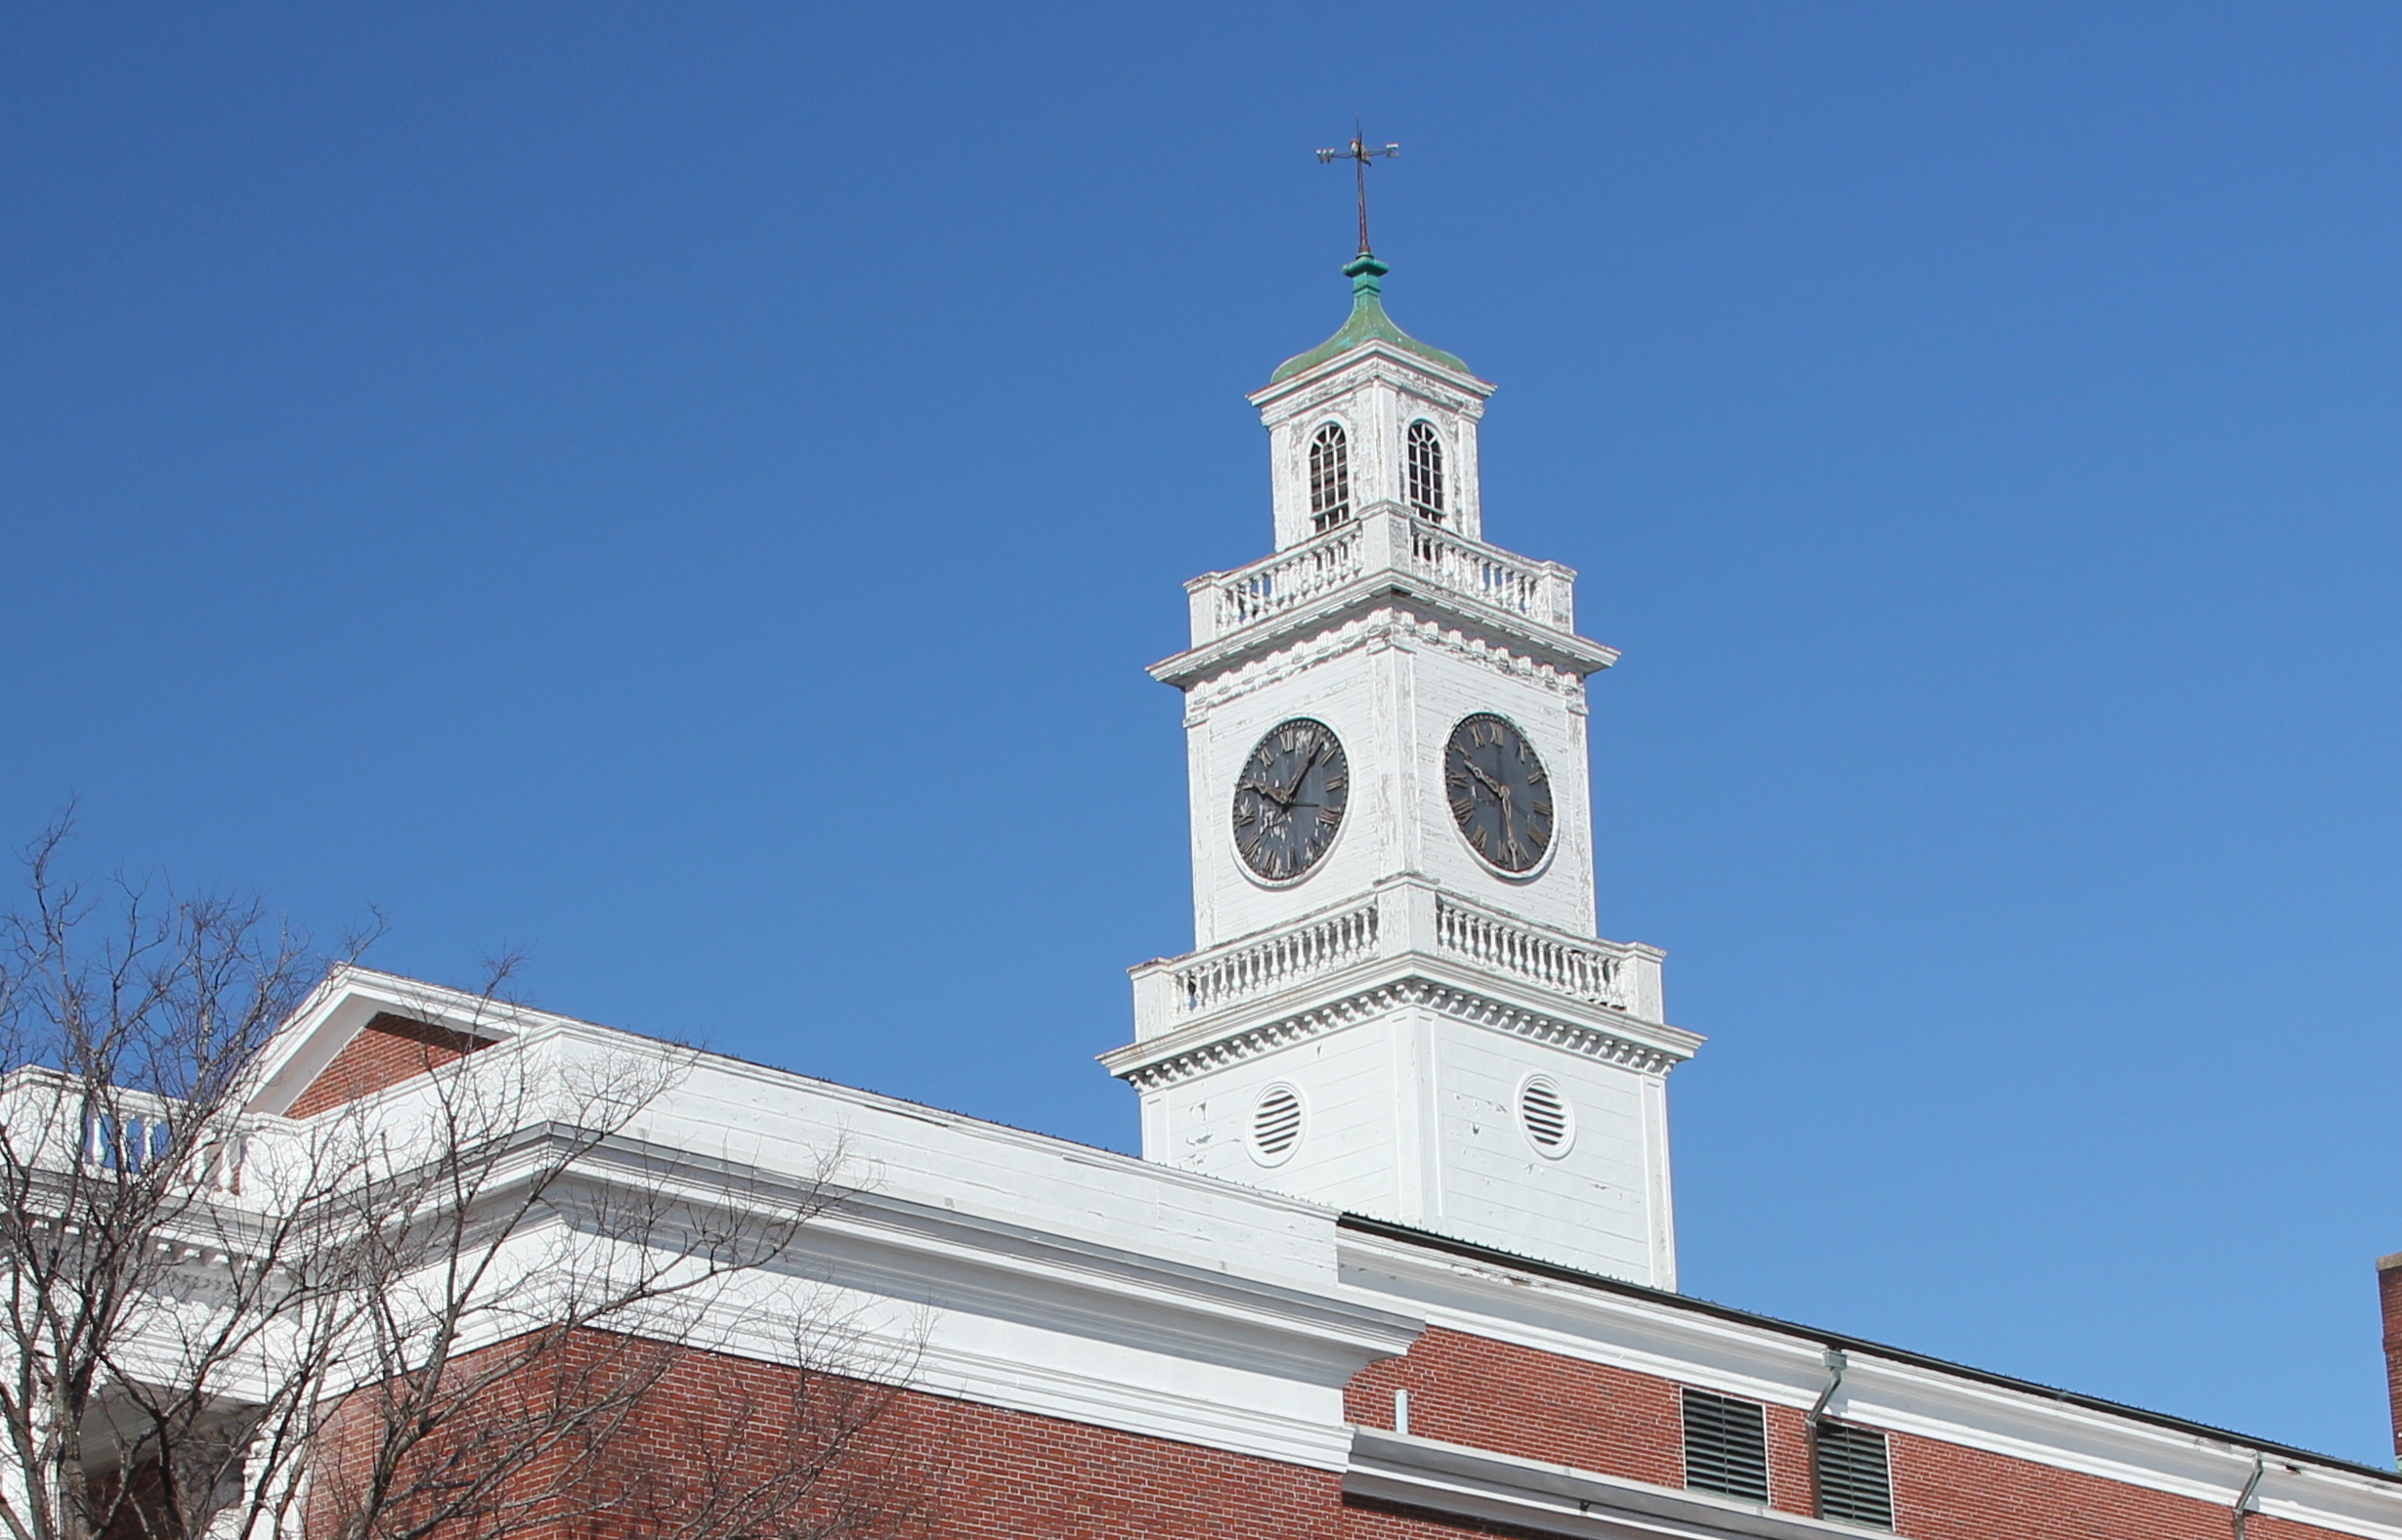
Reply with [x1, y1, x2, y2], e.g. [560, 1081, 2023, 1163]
[1308, 423, 1351, 533]
[1406, 419, 1445, 523]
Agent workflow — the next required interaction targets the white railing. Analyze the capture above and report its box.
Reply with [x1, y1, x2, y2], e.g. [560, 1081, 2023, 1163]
[1406, 521, 1574, 630]
[1198, 521, 1368, 639]
[1129, 880, 1664, 1041]
[1434, 895, 1632, 1011]
[8, 1076, 260, 1193]
[1187, 507, 1574, 646]
[83, 1109, 254, 1193]
[189, 1133, 252, 1194]
[84, 1109, 175, 1172]
[1169, 901, 1380, 1017]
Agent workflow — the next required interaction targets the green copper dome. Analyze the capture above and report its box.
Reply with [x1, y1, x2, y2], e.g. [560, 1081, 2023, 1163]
[1268, 253, 1471, 384]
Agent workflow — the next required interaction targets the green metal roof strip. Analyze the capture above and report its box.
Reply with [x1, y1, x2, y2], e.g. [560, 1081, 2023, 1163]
[1339, 1214, 2402, 1485]
[1269, 253, 1472, 384]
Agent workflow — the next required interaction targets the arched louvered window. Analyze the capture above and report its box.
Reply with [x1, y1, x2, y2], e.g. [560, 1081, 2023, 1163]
[1406, 420, 1446, 523]
[1308, 423, 1351, 534]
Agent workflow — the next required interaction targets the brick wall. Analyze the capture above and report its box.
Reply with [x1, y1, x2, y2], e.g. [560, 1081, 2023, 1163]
[1347, 1327, 1687, 1491]
[302, 1323, 2373, 1540]
[285, 1013, 487, 1118]
[2380, 1254, 2402, 1469]
[1884, 1426, 2331, 1540]
[1346, 1324, 2364, 1540]
[299, 1330, 1544, 1540]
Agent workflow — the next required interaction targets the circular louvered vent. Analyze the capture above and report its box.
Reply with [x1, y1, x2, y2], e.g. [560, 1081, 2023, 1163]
[1250, 1084, 1304, 1166]
[1519, 1076, 1573, 1156]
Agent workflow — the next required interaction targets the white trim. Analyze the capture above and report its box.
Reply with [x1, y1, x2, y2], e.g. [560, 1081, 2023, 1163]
[1105, 968, 1696, 1091]
[242, 965, 535, 1116]
[1154, 581, 1617, 693]
[1347, 1426, 1879, 1540]
[1247, 337, 1494, 409]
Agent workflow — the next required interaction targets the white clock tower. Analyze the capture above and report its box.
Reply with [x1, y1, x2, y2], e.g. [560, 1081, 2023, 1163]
[1102, 251, 1702, 1288]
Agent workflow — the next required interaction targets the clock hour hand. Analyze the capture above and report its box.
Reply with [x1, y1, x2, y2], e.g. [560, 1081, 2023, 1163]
[1239, 768, 1297, 807]
[1241, 771, 1295, 807]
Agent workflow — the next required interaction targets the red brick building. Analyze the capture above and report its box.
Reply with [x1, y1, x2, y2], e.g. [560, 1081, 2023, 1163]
[232, 249, 2402, 1540]
[246, 981, 2402, 1540]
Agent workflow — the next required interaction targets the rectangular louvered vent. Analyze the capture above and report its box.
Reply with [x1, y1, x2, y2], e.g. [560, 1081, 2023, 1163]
[1680, 1389, 1769, 1503]
[1814, 1421, 1894, 1529]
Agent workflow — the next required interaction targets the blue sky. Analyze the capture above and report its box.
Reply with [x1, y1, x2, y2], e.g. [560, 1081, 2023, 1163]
[6, 1, 2401, 1465]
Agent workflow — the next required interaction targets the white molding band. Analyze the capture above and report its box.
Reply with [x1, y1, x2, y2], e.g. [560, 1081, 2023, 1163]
[1347, 1426, 1877, 1540]
[1109, 975, 1682, 1091]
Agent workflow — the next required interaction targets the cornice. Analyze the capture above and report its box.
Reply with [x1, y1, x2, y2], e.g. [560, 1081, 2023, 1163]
[1347, 1426, 1872, 1540]
[916, 1338, 1360, 1472]
[1182, 608, 1590, 720]
[1253, 346, 1493, 424]
[1101, 965, 1695, 1091]
[792, 1185, 1423, 1376]
[1153, 584, 1617, 693]
[1248, 337, 1493, 414]
[547, 1133, 1428, 1471]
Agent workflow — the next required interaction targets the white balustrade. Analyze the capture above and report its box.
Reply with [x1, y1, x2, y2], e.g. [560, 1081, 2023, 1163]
[1189, 521, 1367, 643]
[1187, 508, 1575, 646]
[1404, 520, 1575, 630]
[80, 1104, 257, 1193]
[1433, 896, 1632, 1011]
[191, 1133, 251, 1194]
[1171, 901, 1380, 1017]
[83, 1109, 175, 1172]
[1130, 880, 1663, 1041]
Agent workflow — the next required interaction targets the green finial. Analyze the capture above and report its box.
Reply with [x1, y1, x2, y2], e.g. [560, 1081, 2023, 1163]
[1269, 252, 1471, 384]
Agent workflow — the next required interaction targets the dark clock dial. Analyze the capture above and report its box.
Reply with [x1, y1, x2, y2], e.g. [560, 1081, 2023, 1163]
[1231, 719, 1350, 882]
[1445, 713, 1553, 874]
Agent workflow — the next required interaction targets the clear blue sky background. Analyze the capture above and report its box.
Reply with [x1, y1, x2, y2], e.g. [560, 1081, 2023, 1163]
[6, 1, 2400, 1465]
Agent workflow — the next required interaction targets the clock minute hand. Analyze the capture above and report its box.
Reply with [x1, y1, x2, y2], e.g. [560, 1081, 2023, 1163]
[1281, 740, 1329, 802]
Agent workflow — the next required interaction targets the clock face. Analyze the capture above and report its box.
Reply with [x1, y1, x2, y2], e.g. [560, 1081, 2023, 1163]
[1445, 713, 1553, 874]
[1231, 718, 1350, 882]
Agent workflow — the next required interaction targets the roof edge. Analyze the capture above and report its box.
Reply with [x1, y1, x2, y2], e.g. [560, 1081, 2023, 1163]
[1338, 1214, 2402, 1485]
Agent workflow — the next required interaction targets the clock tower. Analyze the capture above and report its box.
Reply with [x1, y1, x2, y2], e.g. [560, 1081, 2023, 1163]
[1101, 251, 1702, 1287]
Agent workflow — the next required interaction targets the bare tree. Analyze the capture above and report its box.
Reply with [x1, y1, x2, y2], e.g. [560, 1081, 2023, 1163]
[0, 820, 927, 1540]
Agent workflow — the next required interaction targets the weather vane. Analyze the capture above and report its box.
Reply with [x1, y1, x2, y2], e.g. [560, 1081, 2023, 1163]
[1317, 126, 1399, 255]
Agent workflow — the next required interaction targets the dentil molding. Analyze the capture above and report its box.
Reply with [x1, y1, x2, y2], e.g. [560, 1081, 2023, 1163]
[1186, 608, 1587, 721]
[1115, 975, 1681, 1092]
